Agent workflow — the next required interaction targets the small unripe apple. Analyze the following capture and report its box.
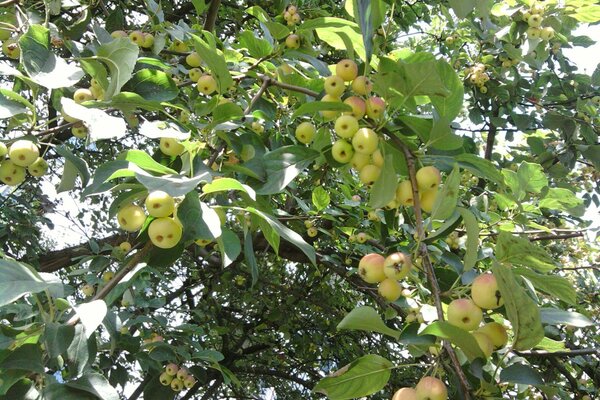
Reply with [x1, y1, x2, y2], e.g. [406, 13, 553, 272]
[352, 128, 378, 154]
[142, 33, 154, 48]
[148, 217, 183, 249]
[416, 166, 441, 191]
[527, 27, 541, 39]
[367, 210, 379, 221]
[119, 241, 132, 253]
[283, 11, 292, 21]
[27, 157, 48, 177]
[477, 322, 508, 349]
[358, 253, 386, 283]
[188, 68, 203, 82]
[355, 232, 368, 243]
[170, 40, 189, 52]
[331, 139, 354, 163]
[145, 190, 175, 218]
[186, 51, 202, 67]
[393, 387, 417, 400]
[307, 226, 318, 237]
[159, 137, 185, 156]
[197, 74, 218, 95]
[129, 30, 145, 46]
[471, 273, 504, 309]
[165, 363, 179, 376]
[287, 5, 298, 14]
[159, 372, 173, 386]
[0, 142, 7, 158]
[183, 375, 196, 389]
[371, 149, 384, 167]
[415, 376, 447, 400]
[117, 204, 147, 232]
[323, 75, 345, 97]
[89, 84, 103, 99]
[350, 152, 370, 171]
[81, 284, 95, 297]
[396, 180, 414, 206]
[383, 252, 412, 280]
[334, 115, 359, 139]
[365, 96, 385, 120]
[447, 298, 483, 331]
[2, 38, 20, 59]
[359, 164, 381, 185]
[319, 94, 342, 119]
[295, 122, 316, 144]
[176, 367, 189, 381]
[102, 271, 115, 282]
[9, 140, 39, 167]
[73, 88, 94, 104]
[170, 378, 184, 392]
[420, 189, 438, 213]
[110, 30, 128, 39]
[378, 278, 402, 301]
[472, 331, 494, 358]
[527, 14, 542, 27]
[0, 160, 26, 186]
[251, 121, 264, 134]
[343, 96, 366, 119]
[285, 34, 300, 49]
[336, 59, 358, 81]
[240, 144, 255, 161]
[351, 76, 372, 95]
[291, 13, 301, 24]
[540, 26, 555, 41]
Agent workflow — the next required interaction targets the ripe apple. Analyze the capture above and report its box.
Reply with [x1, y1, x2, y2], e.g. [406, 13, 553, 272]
[471, 273, 504, 309]
[119, 241, 132, 253]
[188, 67, 203, 82]
[336, 59, 358, 81]
[27, 157, 48, 177]
[183, 375, 196, 389]
[540, 26, 555, 41]
[159, 137, 185, 156]
[324, 75, 345, 97]
[82, 284, 95, 297]
[396, 180, 414, 206]
[145, 191, 175, 218]
[307, 226, 318, 237]
[111, 30, 128, 39]
[472, 331, 494, 358]
[73, 88, 94, 103]
[351, 76, 372, 95]
[383, 252, 412, 280]
[170, 378, 184, 392]
[72, 123, 88, 138]
[359, 164, 381, 186]
[447, 298, 483, 331]
[343, 96, 366, 119]
[197, 74, 218, 95]
[331, 139, 354, 164]
[415, 376, 447, 400]
[416, 166, 441, 191]
[186, 51, 202, 67]
[392, 388, 417, 400]
[378, 278, 402, 302]
[350, 152, 370, 171]
[319, 94, 342, 119]
[2, 38, 20, 59]
[295, 122, 316, 144]
[420, 189, 438, 213]
[527, 14, 542, 27]
[365, 96, 385, 120]
[165, 363, 179, 376]
[334, 115, 359, 139]
[159, 372, 173, 386]
[148, 217, 183, 249]
[9, 140, 39, 167]
[352, 128, 378, 154]
[477, 322, 508, 349]
[117, 204, 147, 232]
[0, 160, 26, 186]
[358, 253, 386, 283]
[283, 11, 292, 22]
[527, 27, 541, 39]
[285, 34, 300, 49]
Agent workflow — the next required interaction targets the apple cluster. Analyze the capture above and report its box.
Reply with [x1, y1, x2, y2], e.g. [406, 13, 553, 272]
[392, 376, 448, 400]
[446, 273, 509, 358]
[358, 252, 412, 302]
[0, 140, 48, 186]
[159, 363, 196, 392]
[394, 166, 441, 212]
[110, 30, 155, 49]
[523, 3, 555, 41]
[282, 5, 301, 26]
[465, 63, 490, 94]
[116, 190, 183, 249]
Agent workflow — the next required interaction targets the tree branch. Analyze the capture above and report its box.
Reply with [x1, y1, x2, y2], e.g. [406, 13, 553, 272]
[203, 0, 221, 32]
[477, 107, 499, 190]
[516, 348, 599, 358]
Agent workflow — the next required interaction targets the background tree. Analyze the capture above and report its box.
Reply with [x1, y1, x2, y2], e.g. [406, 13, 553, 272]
[0, 0, 598, 399]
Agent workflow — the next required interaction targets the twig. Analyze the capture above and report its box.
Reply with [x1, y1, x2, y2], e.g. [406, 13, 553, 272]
[529, 232, 585, 241]
[127, 375, 152, 400]
[516, 348, 599, 358]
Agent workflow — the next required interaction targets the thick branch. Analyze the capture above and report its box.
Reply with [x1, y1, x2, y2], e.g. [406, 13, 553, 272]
[477, 108, 499, 190]
[203, 0, 221, 32]
[127, 375, 152, 400]
[529, 232, 585, 241]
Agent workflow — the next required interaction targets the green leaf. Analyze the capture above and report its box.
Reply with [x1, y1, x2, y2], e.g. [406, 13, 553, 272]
[456, 207, 479, 271]
[291, 101, 351, 119]
[0, 258, 60, 307]
[44, 322, 75, 359]
[244, 231, 259, 287]
[92, 37, 139, 99]
[496, 232, 556, 272]
[0, 344, 44, 373]
[313, 354, 393, 400]
[571, 5, 600, 22]
[492, 262, 544, 351]
[300, 17, 365, 61]
[138, 120, 190, 140]
[430, 164, 460, 220]
[430, 60, 464, 120]
[337, 306, 400, 339]
[539, 308, 593, 327]
[420, 321, 484, 361]
[534, 337, 566, 352]
[428, 116, 463, 150]
[517, 162, 548, 194]
[539, 188, 584, 217]
[43, 383, 96, 400]
[66, 325, 91, 376]
[395, 58, 451, 98]
[353, 0, 375, 62]
[217, 228, 241, 268]
[454, 154, 504, 187]
[117, 150, 177, 175]
[74, 301, 108, 339]
[238, 31, 272, 58]
[257, 146, 320, 195]
[65, 372, 119, 400]
[178, 192, 222, 241]
[514, 268, 577, 305]
[135, 171, 211, 197]
[0, 370, 28, 396]
[369, 153, 397, 209]
[190, 33, 234, 92]
[311, 186, 330, 211]
[19, 25, 84, 89]
[500, 363, 544, 385]
[202, 177, 255, 200]
[424, 210, 461, 244]
[57, 159, 80, 193]
[0, 88, 34, 119]
[122, 69, 179, 101]
[399, 323, 436, 345]
[448, 0, 476, 18]
[54, 146, 91, 187]
[60, 98, 127, 141]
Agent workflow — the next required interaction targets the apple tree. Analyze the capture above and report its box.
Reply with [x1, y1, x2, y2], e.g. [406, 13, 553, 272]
[0, 0, 598, 399]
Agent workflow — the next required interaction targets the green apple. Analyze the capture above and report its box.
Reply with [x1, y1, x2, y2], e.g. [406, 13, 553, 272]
[159, 372, 173, 386]
[392, 388, 417, 400]
[176, 367, 189, 381]
[396, 180, 414, 206]
[285, 34, 300, 49]
[90, 85, 104, 100]
[415, 376, 447, 400]
[350, 152, 370, 171]
[367, 210, 379, 221]
[183, 375, 196, 389]
[287, 5, 297, 14]
[165, 363, 179, 376]
[117, 204, 147, 232]
[145, 191, 175, 218]
[359, 164, 381, 185]
[119, 241, 132, 253]
[352, 128, 379, 154]
[72, 123, 88, 138]
[323, 75, 345, 97]
[251, 121, 264, 134]
[540, 26, 555, 41]
[343, 96, 366, 119]
[383, 252, 412, 280]
[295, 122, 316, 144]
[142, 33, 154, 48]
[319, 94, 341, 120]
[61, 108, 80, 123]
[170, 40, 189, 52]
[82, 284, 95, 297]
[420, 189, 438, 213]
[240, 144, 255, 161]
[527, 14, 542, 27]
[27, 157, 48, 177]
[334, 115, 359, 138]
[358, 253, 386, 283]
[170, 378, 184, 392]
[472, 331, 494, 358]
[365, 96, 385, 120]
[331, 139, 354, 163]
[129, 30, 144, 46]
[291, 13, 301, 24]
[355, 232, 368, 243]
[0, 160, 26, 186]
[110, 30, 128, 39]
[73, 88, 94, 103]
[159, 137, 185, 156]
[186, 51, 202, 67]
[378, 278, 402, 302]
[102, 271, 115, 282]
[527, 27, 541, 39]
[0, 142, 7, 158]
[283, 11, 292, 22]
[335, 59, 358, 81]
[371, 148, 384, 167]
[416, 166, 441, 191]
[189, 67, 203, 82]
[148, 217, 183, 249]
[2, 38, 19, 59]
[471, 273, 504, 310]
[351, 76, 372, 95]
[9, 140, 39, 167]
[197, 74, 218, 95]
[477, 322, 508, 349]
[447, 298, 483, 331]
[307, 226, 318, 237]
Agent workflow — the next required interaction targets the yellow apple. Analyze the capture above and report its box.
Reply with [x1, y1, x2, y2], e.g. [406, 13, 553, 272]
[0, 159, 26, 186]
[396, 180, 414, 206]
[145, 190, 175, 218]
[447, 298, 483, 331]
[197, 74, 218, 95]
[350, 152, 370, 171]
[27, 157, 48, 177]
[351, 76, 372, 95]
[186, 51, 202, 67]
[352, 128, 378, 154]
[336, 59, 358, 81]
[159, 372, 173, 386]
[188, 67, 203, 82]
[159, 137, 185, 156]
[129, 30, 145, 46]
[358, 253, 386, 283]
[148, 217, 183, 249]
[416, 166, 441, 191]
[378, 278, 402, 301]
[2, 38, 20, 59]
[295, 122, 316, 144]
[365, 96, 385, 120]
[334, 115, 359, 139]
[359, 164, 381, 185]
[285, 34, 300, 49]
[471, 273, 504, 310]
[472, 331, 494, 358]
[323, 75, 345, 97]
[343, 96, 366, 119]
[392, 388, 417, 400]
[73, 88, 94, 103]
[331, 139, 354, 163]
[9, 140, 39, 167]
[420, 189, 438, 213]
[415, 376, 447, 400]
[477, 322, 508, 349]
[117, 204, 147, 232]
[383, 252, 412, 280]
